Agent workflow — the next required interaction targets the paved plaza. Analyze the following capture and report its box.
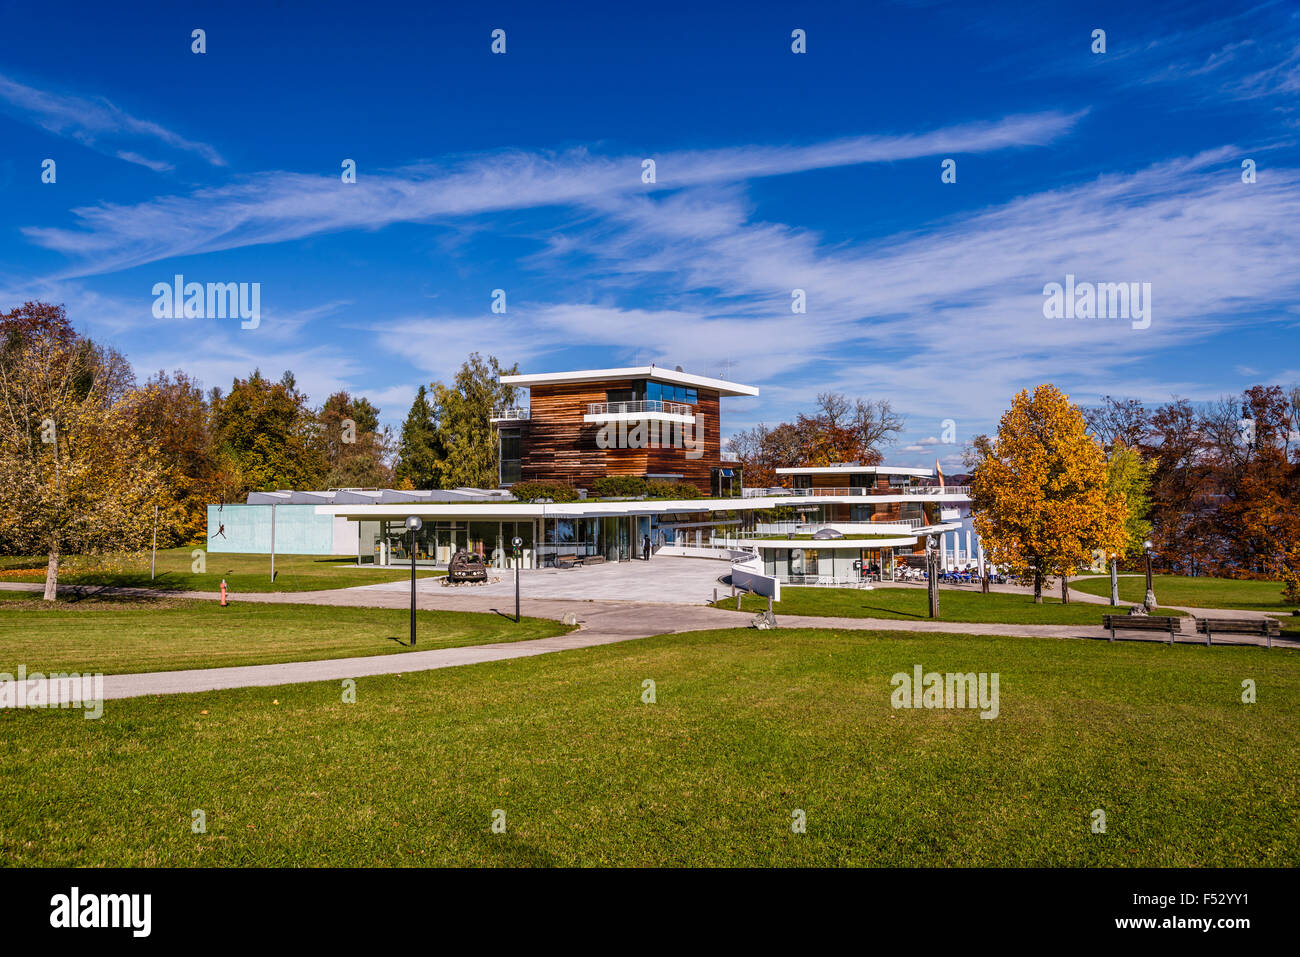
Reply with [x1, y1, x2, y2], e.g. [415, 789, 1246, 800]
[358, 555, 735, 605]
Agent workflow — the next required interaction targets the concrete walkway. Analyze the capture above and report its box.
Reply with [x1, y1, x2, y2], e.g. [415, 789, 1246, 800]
[2, 578, 1294, 704]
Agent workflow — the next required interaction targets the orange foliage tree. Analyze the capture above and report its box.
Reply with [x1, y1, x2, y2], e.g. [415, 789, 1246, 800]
[970, 385, 1129, 603]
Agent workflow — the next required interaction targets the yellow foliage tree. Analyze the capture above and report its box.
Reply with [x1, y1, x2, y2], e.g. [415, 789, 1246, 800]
[0, 304, 167, 599]
[971, 385, 1129, 603]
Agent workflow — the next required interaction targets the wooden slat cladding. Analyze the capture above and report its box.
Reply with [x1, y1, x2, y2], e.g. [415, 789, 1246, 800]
[515, 379, 725, 494]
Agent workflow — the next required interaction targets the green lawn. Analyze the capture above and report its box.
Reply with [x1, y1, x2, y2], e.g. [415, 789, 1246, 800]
[712, 585, 1186, 625]
[0, 548, 446, 594]
[0, 597, 570, 674]
[1, 628, 1295, 866]
[1072, 574, 1296, 613]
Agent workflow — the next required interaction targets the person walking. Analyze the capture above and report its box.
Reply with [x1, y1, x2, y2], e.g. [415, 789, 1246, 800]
[642, 535, 651, 561]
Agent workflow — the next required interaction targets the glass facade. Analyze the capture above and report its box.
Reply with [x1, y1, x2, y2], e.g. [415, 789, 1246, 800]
[645, 381, 697, 404]
[499, 428, 521, 486]
[373, 519, 535, 568]
[536, 514, 643, 566]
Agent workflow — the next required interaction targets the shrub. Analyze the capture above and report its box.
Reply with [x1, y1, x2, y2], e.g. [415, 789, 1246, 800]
[508, 481, 580, 503]
[646, 480, 700, 499]
[590, 476, 648, 498]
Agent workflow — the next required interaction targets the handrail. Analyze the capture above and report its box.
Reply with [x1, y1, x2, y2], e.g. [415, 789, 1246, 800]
[742, 486, 970, 498]
[586, 399, 693, 416]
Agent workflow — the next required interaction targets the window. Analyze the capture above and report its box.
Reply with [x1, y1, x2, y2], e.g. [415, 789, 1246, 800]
[499, 428, 521, 486]
[645, 381, 697, 405]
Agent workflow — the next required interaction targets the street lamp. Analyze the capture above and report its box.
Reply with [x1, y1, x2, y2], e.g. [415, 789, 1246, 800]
[1143, 539, 1156, 611]
[511, 535, 523, 623]
[405, 516, 423, 646]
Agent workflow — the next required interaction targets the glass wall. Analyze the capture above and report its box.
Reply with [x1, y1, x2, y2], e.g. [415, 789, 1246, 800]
[645, 381, 697, 404]
[499, 428, 521, 486]
[537, 515, 638, 566]
[376, 519, 536, 568]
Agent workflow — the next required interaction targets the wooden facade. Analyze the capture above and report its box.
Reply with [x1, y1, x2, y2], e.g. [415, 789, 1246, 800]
[507, 377, 730, 494]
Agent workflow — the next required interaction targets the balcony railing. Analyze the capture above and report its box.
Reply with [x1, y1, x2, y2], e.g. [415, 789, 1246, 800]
[748, 518, 924, 535]
[741, 485, 971, 498]
[490, 407, 530, 421]
[586, 399, 693, 417]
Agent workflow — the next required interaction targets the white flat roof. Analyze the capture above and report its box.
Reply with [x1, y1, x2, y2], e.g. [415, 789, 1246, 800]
[775, 465, 934, 477]
[500, 366, 759, 397]
[314, 493, 968, 521]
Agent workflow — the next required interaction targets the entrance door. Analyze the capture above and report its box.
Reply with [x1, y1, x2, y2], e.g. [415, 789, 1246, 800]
[880, 547, 895, 582]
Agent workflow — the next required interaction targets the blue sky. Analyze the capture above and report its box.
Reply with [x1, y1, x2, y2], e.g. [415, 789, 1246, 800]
[2, 0, 1298, 469]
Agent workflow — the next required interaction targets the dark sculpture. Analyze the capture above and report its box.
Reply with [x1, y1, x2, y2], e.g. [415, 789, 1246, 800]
[447, 550, 488, 583]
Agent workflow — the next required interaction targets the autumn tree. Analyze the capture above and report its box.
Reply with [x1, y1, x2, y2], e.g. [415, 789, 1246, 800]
[208, 370, 327, 494]
[132, 369, 238, 545]
[319, 391, 393, 488]
[430, 353, 518, 489]
[729, 392, 903, 486]
[1217, 386, 1300, 588]
[0, 302, 167, 599]
[1104, 440, 1154, 561]
[970, 384, 1128, 602]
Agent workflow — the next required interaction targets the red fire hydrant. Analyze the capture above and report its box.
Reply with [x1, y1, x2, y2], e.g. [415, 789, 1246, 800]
[220, 579, 228, 607]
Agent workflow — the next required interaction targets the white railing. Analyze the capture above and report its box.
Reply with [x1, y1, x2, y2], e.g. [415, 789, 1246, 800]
[586, 399, 693, 417]
[776, 574, 873, 588]
[491, 407, 529, 420]
[749, 519, 924, 535]
[742, 486, 969, 498]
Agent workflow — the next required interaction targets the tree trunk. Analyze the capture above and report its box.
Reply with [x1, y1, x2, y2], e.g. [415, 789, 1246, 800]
[1061, 574, 1070, 604]
[43, 546, 59, 602]
[1033, 569, 1043, 604]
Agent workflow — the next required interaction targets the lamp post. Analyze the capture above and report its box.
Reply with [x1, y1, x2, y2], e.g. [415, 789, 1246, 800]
[405, 516, 423, 645]
[1143, 539, 1156, 611]
[925, 534, 940, 619]
[511, 535, 523, 623]
[1109, 552, 1119, 606]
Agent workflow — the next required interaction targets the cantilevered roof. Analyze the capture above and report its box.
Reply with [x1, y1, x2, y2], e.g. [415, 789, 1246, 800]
[774, 465, 933, 477]
[500, 366, 759, 397]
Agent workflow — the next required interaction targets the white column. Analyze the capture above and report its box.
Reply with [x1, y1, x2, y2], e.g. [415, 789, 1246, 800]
[965, 530, 972, 567]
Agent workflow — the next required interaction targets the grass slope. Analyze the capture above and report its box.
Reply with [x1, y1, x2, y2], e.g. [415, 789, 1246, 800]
[1072, 574, 1296, 613]
[713, 585, 1185, 625]
[0, 548, 447, 594]
[0, 597, 570, 674]
[2, 628, 1295, 867]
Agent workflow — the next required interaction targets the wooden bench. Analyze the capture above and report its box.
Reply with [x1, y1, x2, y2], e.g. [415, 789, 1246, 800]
[584, 555, 606, 565]
[1195, 617, 1282, 648]
[1101, 614, 1183, 643]
[555, 554, 580, 569]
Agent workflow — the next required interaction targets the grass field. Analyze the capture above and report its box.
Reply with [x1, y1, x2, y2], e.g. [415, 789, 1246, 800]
[0, 548, 446, 594]
[1, 627, 1295, 866]
[0, 596, 570, 674]
[1072, 574, 1296, 613]
[712, 585, 1186, 625]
